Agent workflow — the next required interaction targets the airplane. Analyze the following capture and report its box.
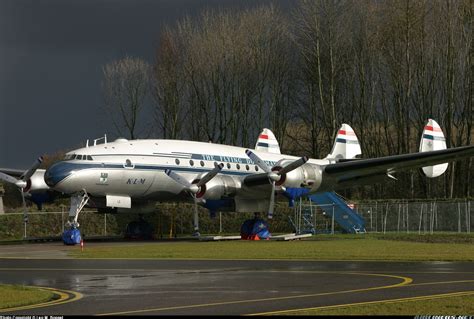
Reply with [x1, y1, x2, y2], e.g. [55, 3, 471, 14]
[0, 119, 473, 237]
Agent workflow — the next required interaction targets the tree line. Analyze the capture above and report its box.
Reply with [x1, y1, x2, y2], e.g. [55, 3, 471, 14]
[101, 0, 473, 200]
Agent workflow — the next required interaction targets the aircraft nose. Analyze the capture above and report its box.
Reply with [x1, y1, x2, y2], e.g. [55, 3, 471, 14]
[44, 161, 74, 188]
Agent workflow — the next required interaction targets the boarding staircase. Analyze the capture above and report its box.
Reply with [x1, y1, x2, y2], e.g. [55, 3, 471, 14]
[307, 192, 366, 234]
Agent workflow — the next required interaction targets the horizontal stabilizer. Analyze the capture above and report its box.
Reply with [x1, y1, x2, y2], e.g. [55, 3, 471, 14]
[419, 119, 448, 178]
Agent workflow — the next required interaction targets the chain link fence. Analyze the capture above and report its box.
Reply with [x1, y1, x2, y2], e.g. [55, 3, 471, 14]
[355, 199, 472, 234]
[293, 199, 473, 234]
[0, 199, 472, 240]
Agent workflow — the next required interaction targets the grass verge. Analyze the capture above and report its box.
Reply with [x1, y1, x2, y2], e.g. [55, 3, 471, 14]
[70, 234, 474, 261]
[282, 293, 474, 315]
[0, 284, 55, 309]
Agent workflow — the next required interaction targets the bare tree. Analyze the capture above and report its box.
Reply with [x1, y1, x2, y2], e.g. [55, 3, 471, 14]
[102, 57, 150, 140]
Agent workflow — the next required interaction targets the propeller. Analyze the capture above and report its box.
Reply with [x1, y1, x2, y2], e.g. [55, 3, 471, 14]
[165, 162, 224, 236]
[245, 149, 308, 219]
[0, 157, 43, 237]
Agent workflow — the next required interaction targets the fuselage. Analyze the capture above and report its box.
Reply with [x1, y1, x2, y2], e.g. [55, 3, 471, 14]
[44, 138, 331, 202]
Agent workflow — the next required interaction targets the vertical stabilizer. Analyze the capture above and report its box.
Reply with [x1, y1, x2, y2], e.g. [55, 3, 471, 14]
[255, 128, 281, 154]
[325, 124, 361, 160]
[420, 119, 448, 178]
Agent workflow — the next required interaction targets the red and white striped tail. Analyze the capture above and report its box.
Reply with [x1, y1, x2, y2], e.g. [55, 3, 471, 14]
[420, 119, 448, 178]
[325, 124, 361, 160]
[255, 128, 281, 154]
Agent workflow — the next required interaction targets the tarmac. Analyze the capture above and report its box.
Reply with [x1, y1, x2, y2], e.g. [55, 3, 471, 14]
[0, 241, 474, 315]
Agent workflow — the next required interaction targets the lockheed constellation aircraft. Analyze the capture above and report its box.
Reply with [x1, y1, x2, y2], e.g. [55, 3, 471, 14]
[1, 119, 472, 236]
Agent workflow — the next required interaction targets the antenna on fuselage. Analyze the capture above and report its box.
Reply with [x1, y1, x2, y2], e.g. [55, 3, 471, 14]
[86, 134, 108, 148]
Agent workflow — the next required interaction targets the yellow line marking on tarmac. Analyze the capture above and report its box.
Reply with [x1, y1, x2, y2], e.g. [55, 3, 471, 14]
[96, 272, 412, 316]
[248, 290, 474, 315]
[409, 279, 474, 287]
[0, 286, 83, 312]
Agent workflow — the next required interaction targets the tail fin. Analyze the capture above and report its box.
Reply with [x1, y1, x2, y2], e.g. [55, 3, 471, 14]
[255, 128, 281, 154]
[325, 124, 361, 160]
[419, 119, 448, 178]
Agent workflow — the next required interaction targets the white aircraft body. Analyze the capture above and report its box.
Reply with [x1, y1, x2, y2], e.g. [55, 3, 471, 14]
[1, 120, 473, 235]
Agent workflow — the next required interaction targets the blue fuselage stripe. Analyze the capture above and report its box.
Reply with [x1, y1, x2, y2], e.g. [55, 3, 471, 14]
[46, 161, 254, 187]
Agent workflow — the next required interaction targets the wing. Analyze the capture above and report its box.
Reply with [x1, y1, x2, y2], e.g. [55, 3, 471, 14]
[320, 145, 474, 190]
[0, 168, 26, 178]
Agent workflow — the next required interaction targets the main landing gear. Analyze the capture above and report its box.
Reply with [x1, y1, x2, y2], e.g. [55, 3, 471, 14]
[62, 190, 89, 245]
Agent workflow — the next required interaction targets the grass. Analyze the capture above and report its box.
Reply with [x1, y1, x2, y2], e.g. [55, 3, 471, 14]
[283, 293, 474, 315]
[70, 233, 474, 261]
[0, 284, 55, 309]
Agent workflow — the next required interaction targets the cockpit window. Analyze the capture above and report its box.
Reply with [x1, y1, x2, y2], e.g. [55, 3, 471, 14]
[77, 155, 83, 160]
[87, 155, 93, 161]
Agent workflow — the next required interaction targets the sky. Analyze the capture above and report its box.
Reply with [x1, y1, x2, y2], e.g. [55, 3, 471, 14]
[0, 0, 293, 169]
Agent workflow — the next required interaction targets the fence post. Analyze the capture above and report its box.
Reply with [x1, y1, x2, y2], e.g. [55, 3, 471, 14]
[369, 207, 373, 231]
[376, 204, 379, 232]
[465, 200, 469, 234]
[331, 203, 335, 235]
[104, 213, 107, 236]
[219, 212, 222, 234]
[468, 201, 471, 234]
[418, 203, 423, 234]
[406, 202, 410, 234]
[458, 202, 462, 233]
[397, 203, 401, 233]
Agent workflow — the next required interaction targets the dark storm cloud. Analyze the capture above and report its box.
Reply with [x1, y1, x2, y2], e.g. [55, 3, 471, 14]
[0, 0, 294, 168]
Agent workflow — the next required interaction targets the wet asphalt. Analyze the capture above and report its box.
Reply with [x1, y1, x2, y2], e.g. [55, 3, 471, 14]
[0, 242, 473, 315]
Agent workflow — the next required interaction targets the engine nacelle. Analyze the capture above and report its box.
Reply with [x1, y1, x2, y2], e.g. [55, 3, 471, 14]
[274, 160, 323, 192]
[26, 170, 50, 193]
[195, 175, 240, 200]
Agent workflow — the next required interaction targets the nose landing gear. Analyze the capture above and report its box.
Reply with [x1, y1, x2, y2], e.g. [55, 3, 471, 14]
[62, 190, 89, 245]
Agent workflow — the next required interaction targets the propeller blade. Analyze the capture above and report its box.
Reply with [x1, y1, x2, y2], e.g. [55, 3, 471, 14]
[193, 196, 199, 229]
[164, 169, 193, 189]
[278, 156, 309, 175]
[20, 187, 28, 219]
[196, 163, 224, 187]
[245, 149, 272, 173]
[0, 172, 23, 186]
[268, 181, 275, 219]
[21, 156, 43, 182]
[192, 195, 200, 236]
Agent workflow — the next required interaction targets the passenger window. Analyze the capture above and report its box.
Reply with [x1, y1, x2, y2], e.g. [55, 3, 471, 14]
[189, 160, 194, 166]
[245, 164, 250, 171]
[200, 161, 204, 167]
[236, 164, 240, 170]
[175, 159, 180, 165]
[255, 165, 259, 171]
[227, 163, 231, 169]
